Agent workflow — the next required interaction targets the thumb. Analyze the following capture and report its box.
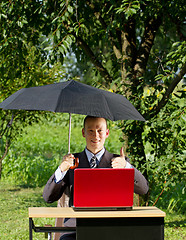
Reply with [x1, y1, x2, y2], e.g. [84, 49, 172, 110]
[120, 147, 125, 158]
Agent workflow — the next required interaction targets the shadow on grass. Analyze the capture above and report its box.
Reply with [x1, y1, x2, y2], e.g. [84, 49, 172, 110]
[165, 219, 186, 227]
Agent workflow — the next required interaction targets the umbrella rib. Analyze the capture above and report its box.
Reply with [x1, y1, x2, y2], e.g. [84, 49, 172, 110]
[101, 94, 115, 121]
[54, 81, 72, 112]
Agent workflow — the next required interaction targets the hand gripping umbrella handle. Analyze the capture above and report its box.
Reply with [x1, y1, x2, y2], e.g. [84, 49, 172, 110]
[70, 157, 79, 169]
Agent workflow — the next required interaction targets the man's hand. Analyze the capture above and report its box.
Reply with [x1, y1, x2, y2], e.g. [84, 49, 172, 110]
[111, 147, 126, 168]
[59, 154, 75, 172]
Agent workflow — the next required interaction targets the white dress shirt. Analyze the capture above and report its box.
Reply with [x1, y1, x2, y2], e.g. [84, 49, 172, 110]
[55, 147, 132, 183]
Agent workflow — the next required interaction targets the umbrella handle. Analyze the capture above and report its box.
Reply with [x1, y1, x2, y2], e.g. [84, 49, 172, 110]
[70, 157, 79, 170]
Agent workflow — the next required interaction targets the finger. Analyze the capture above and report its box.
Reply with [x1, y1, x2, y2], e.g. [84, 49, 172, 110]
[111, 159, 118, 166]
[67, 154, 75, 159]
[112, 162, 119, 169]
[111, 161, 116, 168]
[62, 155, 74, 165]
[120, 147, 125, 158]
[111, 158, 117, 163]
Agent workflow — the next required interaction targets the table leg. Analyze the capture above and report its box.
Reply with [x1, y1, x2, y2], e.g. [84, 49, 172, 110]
[28, 217, 76, 239]
[29, 218, 33, 240]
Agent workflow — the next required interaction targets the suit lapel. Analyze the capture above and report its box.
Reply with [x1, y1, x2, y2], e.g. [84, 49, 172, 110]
[75, 149, 119, 168]
[76, 150, 90, 168]
[98, 150, 117, 168]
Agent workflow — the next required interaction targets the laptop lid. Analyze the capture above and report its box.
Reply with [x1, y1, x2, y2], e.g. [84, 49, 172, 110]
[73, 168, 134, 210]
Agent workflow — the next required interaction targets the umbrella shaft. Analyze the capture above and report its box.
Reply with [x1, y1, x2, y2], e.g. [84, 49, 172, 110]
[68, 113, 71, 154]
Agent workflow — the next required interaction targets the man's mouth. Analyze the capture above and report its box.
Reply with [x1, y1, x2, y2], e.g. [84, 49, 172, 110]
[91, 140, 100, 143]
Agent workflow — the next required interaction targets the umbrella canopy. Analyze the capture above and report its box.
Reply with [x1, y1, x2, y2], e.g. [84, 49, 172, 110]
[0, 80, 145, 121]
[0, 80, 145, 154]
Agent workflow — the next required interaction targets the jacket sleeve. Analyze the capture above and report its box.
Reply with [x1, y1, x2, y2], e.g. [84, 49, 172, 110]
[133, 167, 149, 195]
[43, 172, 69, 203]
[125, 157, 149, 195]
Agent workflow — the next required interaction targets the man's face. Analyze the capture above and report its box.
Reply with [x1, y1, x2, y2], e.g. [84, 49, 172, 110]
[82, 117, 109, 154]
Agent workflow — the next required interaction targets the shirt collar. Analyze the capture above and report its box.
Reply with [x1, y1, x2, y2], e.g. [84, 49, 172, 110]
[85, 147, 105, 163]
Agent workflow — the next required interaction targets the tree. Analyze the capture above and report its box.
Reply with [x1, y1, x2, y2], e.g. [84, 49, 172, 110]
[0, 0, 66, 177]
[41, 0, 185, 204]
[40, 0, 185, 180]
[0, 1, 185, 205]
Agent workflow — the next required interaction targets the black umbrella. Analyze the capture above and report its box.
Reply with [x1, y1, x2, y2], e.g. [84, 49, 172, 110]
[0, 80, 145, 152]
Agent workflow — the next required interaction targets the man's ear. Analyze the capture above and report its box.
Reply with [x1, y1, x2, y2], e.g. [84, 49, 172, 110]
[82, 128, 85, 137]
[106, 129, 109, 138]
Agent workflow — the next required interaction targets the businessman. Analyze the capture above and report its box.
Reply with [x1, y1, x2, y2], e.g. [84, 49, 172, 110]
[43, 116, 149, 240]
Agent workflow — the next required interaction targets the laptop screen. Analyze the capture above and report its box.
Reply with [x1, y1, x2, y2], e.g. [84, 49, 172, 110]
[73, 168, 134, 209]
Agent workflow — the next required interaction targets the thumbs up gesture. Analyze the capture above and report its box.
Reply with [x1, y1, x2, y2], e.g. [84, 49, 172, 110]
[111, 147, 127, 168]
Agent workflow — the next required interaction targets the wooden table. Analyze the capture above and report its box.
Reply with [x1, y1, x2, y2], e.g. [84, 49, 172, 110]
[29, 206, 166, 240]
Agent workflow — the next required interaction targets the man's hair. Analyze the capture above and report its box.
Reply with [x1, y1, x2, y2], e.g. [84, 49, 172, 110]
[83, 116, 107, 128]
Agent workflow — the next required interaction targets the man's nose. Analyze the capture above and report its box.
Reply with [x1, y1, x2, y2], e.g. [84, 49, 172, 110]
[93, 130, 99, 137]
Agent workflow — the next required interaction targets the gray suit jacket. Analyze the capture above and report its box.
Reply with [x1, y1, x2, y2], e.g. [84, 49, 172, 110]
[43, 149, 149, 204]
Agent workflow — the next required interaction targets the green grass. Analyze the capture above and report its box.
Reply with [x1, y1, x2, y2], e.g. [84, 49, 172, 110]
[0, 181, 55, 240]
[164, 213, 186, 240]
[0, 180, 185, 240]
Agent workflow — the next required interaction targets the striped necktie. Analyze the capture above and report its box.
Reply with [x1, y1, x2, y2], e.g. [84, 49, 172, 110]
[90, 155, 97, 168]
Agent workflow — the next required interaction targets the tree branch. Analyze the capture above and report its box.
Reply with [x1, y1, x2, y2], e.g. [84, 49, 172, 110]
[150, 62, 186, 118]
[134, 16, 162, 79]
[76, 35, 113, 86]
[120, 17, 137, 80]
[0, 114, 14, 178]
[0, 114, 14, 139]
[0, 139, 10, 179]
[86, 1, 122, 59]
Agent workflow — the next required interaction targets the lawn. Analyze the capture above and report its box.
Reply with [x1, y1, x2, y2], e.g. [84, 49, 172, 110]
[0, 180, 185, 240]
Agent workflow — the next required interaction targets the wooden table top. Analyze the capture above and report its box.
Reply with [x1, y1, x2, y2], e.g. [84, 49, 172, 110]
[29, 206, 166, 218]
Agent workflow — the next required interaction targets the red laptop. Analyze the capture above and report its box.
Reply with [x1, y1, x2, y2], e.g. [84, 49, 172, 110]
[73, 168, 134, 211]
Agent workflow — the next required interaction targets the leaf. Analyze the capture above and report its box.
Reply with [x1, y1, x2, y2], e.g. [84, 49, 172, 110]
[56, 29, 61, 39]
[0, 13, 7, 19]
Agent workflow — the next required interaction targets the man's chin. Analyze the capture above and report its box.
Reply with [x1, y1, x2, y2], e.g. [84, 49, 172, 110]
[91, 142, 101, 148]
[88, 145, 103, 154]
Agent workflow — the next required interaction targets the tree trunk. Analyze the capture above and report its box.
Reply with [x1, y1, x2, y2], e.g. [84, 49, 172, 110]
[0, 140, 10, 179]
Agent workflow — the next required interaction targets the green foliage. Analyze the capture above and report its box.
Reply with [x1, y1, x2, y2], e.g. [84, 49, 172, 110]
[2, 115, 70, 187]
[1, 114, 122, 187]
[0, 0, 66, 168]
[0, 0, 49, 86]
[155, 41, 186, 86]
[41, 1, 186, 195]
[116, 0, 141, 19]
[115, 85, 186, 212]
[141, 91, 185, 212]
[0, 0, 186, 210]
